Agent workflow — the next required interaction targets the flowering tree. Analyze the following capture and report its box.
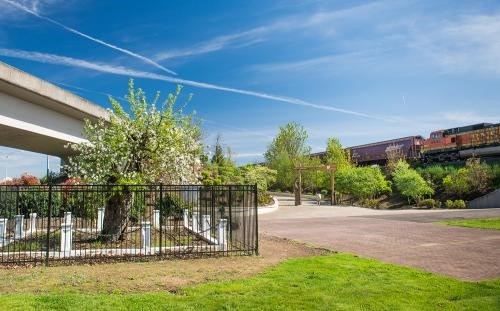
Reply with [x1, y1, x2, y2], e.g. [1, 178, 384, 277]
[65, 80, 203, 240]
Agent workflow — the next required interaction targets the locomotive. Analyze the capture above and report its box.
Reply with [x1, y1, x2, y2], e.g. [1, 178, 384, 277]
[421, 123, 500, 163]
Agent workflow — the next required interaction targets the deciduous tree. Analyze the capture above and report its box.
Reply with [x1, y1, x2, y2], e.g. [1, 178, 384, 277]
[66, 80, 203, 240]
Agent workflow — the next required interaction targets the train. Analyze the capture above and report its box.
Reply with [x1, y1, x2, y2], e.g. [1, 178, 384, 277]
[311, 123, 500, 165]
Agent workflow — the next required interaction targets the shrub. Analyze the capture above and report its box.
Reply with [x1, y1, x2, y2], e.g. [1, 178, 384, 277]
[491, 163, 500, 189]
[445, 199, 467, 209]
[453, 199, 467, 209]
[392, 161, 434, 204]
[360, 198, 380, 208]
[465, 158, 492, 195]
[417, 198, 438, 208]
[442, 168, 470, 198]
[336, 166, 391, 200]
[416, 165, 450, 190]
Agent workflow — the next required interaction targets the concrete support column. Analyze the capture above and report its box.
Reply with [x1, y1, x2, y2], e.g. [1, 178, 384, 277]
[14, 215, 24, 240]
[183, 209, 189, 228]
[201, 215, 211, 240]
[153, 209, 160, 229]
[141, 222, 151, 253]
[192, 212, 199, 233]
[218, 219, 228, 251]
[29, 213, 37, 234]
[0, 218, 7, 245]
[97, 207, 104, 232]
[60, 212, 73, 257]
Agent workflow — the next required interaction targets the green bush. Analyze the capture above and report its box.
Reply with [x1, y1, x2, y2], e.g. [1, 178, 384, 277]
[445, 199, 467, 209]
[417, 198, 439, 208]
[392, 161, 434, 204]
[465, 158, 493, 195]
[445, 200, 454, 209]
[336, 166, 391, 200]
[491, 163, 500, 189]
[441, 159, 494, 199]
[453, 199, 467, 209]
[416, 165, 459, 191]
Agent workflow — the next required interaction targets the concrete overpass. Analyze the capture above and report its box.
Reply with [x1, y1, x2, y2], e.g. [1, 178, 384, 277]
[0, 61, 109, 160]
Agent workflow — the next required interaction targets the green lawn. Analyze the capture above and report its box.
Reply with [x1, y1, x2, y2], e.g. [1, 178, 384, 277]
[1, 253, 499, 310]
[438, 218, 500, 230]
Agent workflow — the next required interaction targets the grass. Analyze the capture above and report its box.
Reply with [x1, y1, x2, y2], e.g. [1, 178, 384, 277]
[438, 217, 500, 230]
[0, 253, 499, 310]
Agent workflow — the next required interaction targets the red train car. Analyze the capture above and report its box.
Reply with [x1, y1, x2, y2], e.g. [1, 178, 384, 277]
[347, 136, 424, 164]
[421, 123, 500, 162]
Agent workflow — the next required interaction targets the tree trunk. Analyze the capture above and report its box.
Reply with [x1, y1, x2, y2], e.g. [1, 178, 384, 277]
[102, 188, 133, 242]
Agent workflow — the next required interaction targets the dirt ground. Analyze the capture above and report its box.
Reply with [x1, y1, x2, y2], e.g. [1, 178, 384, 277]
[0, 235, 329, 294]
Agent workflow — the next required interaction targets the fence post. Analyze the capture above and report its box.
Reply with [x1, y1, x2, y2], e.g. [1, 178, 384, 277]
[45, 184, 52, 266]
[159, 183, 163, 256]
[141, 221, 152, 254]
[14, 215, 24, 240]
[97, 207, 105, 232]
[254, 184, 259, 256]
[192, 212, 199, 232]
[153, 209, 160, 229]
[0, 218, 7, 246]
[202, 214, 211, 240]
[183, 209, 189, 228]
[29, 213, 37, 235]
[218, 219, 228, 251]
[60, 212, 73, 257]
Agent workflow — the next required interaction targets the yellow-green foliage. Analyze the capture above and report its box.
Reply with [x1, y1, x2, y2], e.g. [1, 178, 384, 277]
[417, 198, 440, 208]
[442, 168, 470, 197]
[336, 166, 391, 200]
[392, 160, 434, 204]
[445, 199, 467, 209]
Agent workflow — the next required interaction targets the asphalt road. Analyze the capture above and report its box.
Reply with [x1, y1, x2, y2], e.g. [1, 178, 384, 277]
[260, 196, 500, 281]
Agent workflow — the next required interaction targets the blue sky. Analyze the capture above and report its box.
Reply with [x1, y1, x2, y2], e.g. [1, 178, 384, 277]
[0, 0, 499, 178]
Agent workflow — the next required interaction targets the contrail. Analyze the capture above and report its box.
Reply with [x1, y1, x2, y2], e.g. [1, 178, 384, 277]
[1, 0, 177, 75]
[0, 48, 395, 121]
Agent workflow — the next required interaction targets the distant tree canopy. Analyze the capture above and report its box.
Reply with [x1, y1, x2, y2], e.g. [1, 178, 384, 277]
[265, 122, 311, 190]
[66, 80, 203, 185]
[325, 137, 351, 171]
[200, 135, 277, 205]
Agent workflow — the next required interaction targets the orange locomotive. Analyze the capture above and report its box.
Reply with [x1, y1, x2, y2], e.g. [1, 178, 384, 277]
[421, 123, 500, 163]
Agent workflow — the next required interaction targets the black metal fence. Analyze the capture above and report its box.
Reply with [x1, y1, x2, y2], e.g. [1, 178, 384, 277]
[0, 184, 258, 265]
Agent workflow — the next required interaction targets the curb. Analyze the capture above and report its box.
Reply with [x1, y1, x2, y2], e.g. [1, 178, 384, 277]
[258, 196, 279, 214]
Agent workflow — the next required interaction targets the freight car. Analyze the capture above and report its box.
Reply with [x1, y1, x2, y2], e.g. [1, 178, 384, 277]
[347, 136, 424, 165]
[421, 123, 500, 163]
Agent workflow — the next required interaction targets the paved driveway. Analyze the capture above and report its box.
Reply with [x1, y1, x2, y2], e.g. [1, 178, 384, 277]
[260, 196, 500, 281]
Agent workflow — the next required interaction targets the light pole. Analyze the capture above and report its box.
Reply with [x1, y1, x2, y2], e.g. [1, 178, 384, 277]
[46, 154, 50, 184]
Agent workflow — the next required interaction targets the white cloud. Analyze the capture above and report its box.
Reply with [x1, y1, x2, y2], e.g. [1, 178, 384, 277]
[410, 13, 500, 75]
[154, 1, 391, 61]
[247, 8, 500, 78]
[0, 48, 395, 121]
[1, 0, 177, 75]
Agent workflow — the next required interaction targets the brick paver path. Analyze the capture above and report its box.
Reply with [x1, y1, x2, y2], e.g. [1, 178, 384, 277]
[260, 196, 500, 281]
